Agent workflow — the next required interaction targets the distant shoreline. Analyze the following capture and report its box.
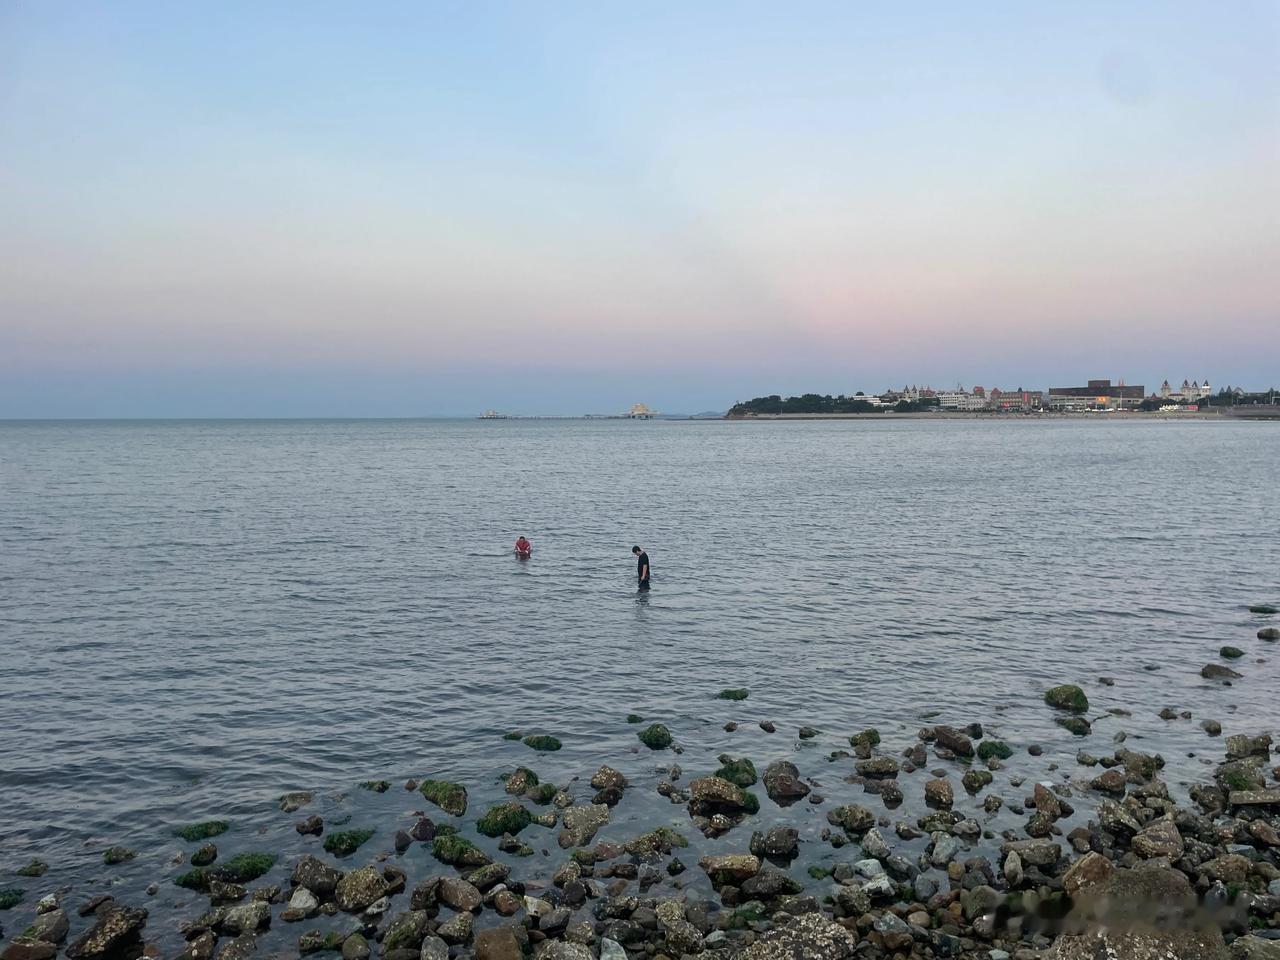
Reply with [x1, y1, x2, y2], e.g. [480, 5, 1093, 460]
[722, 408, 1280, 421]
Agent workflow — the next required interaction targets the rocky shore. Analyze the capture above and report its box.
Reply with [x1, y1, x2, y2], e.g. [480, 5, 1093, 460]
[4, 613, 1278, 960]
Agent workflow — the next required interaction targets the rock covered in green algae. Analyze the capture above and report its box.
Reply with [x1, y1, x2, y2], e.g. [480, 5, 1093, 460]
[176, 852, 276, 890]
[1248, 604, 1277, 614]
[1056, 716, 1092, 736]
[503, 767, 539, 794]
[475, 802, 532, 838]
[522, 734, 562, 752]
[174, 821, 229, 842]
[716, 688, 749, 700]
[1044, 684, 1089, 713]
[848, 728, 880, 749]
[637, 723, 673, 750]
[102, 847, 136, 866]
[713, 754, 758, 787]
[419, 779, 468, 816]
[625, 714, 644, 723]
[0, 888, 24, 909]
[16, 860, 47, 878]
[358, 780, 390, 792]
[323, 828, 375, 857]
[299, 929, 345, 954]
[1220, 645, 1245, 659]
[431, 832, 490, 867]
[977, 739, 1013, 761]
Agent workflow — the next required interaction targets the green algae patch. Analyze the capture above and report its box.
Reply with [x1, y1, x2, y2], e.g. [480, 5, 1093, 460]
[323, 828, 375, 857]
[103, 846, 136, 866]
[716, 688, 749, 701]
[359, 780, 390, 793]
[526, 783, 558, 805]
[740, 790, 761, 815]
[502, 731, 523, 741]
[174, 868, 210, 890]
[1056, 716, 1092, 736]
[420, 779, 468, 816]
[175, 820, 229, 842]
[16, 860, 47, 878]
[522, 735, 562, 752]
[714, 754, 758, 787]
[638, 723, 673, 750]
[217, 852, 276, 883]
[626, 714, 644, 724]
[1248, 604, 1277, 615]
[476, 802, 532, 838]
[807, 865, 832, 880]
[849, 728, 881, 749]
[1044, 684, 1089, 713]
[977, 740, 1013, 761]
[0, 888, 24, 910]
[432, 833, 489, 867]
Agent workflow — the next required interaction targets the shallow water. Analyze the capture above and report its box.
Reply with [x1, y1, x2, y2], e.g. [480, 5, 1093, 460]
[1, 417, 1277, 948]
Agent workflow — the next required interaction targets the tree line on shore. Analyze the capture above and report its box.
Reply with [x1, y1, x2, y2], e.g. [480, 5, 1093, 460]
[728, 394, 938, 416]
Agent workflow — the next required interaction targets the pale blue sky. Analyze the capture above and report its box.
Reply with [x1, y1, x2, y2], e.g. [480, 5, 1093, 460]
[1, 2, 1276, 415]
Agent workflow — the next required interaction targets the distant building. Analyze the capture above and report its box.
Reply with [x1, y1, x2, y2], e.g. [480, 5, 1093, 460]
[1157, 378, 1212, 404]
[1047, 379, 1144, 411]
[627, 403, 655, 419]
[936, 389, 987, 411]
[988, 387, 1040, 412]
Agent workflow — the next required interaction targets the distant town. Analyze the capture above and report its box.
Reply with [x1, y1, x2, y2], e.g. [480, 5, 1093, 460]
[727, 378, 1280, 417]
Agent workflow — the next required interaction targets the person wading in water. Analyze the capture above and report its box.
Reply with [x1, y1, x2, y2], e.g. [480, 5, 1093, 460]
[632, 545, 650, 591]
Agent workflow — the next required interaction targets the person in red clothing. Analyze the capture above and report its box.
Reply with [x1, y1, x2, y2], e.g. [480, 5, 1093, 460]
[514, 536, 532, 557]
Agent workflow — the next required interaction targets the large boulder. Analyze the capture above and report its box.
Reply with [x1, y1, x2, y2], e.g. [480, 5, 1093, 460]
[334, 866, 389, 912]
[1046, 866, 1228, 960]
[761, 761, 811, 805]
[933, 725, 975, 756]
[65, 906, 148, 960]
[735, 912, 856, 959]
[558, 804, 610, 848]
[291, 855, 344, 897]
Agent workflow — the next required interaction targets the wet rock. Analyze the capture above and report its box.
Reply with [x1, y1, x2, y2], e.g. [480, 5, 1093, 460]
[65, 905, 148, 960]
[962, 769, 992, 794]
[219, 902, 269, 935]
[292, 855, 344, 897]
[750, 825, 799, 859]
[1202, 719, 1223, 736]
[698, 854, 759, 885]
[294, 815, 323, 836]
[208, 880, 246, 904]
[735, 912, 856, 959]
[762, 760, 811, 805]
[474, 927, 522, 960]
[382, 910, 432, 952]
[558, 804, 610, 848]
[436, 912, 473, 945]
[1091, 768, 1126, 795]
[925, 778, 954, 809]
[1044, 684, 1089, 713]
[1057, 716, 1092, 736]
[1098, 799, 1140, 838]
[1232, 937, 1280, 960]
[1202, 663, 1242, 680]
[1133, 819, 1184, 859]
[2, 941, 59, 960]
[1000, 839, 1062, 867]
[21, 909, 69, 946]
[280, 791, 313, 812]
[1259, 627, 1280, 641]
[798, 726, 819, 739]
[590, 765, 627, 791]
[334, 866, 388, 912]
[1200, 854, 1250, 884]
[1063, 850, 1117, 895]
[1226, 733, 1272, 759]
[438, 877, 481, 912]
[855, 756, 899, 779]
[298, 930, 342, 954]
[1046, 866, 1227, 960]
[408, 817, 435, 842]
[934, 725, 975, 756]
[826, 804, 874, 836]
[464, 862, 510, 892]
[341, 933, 370, 960]
[101, 847, 135, 866]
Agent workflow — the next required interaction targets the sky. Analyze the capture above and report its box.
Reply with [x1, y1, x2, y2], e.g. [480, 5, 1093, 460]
[1, 2, 1277, 417]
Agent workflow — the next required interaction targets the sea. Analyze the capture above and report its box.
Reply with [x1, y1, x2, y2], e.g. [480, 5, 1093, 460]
[1, 417, 1277, 946]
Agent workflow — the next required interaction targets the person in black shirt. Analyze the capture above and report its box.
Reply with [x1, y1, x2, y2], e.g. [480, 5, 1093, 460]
[632, 545, 650, 590]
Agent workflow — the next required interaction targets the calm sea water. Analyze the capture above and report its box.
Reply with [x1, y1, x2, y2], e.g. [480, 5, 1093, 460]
[1, 417, 1277, 943]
